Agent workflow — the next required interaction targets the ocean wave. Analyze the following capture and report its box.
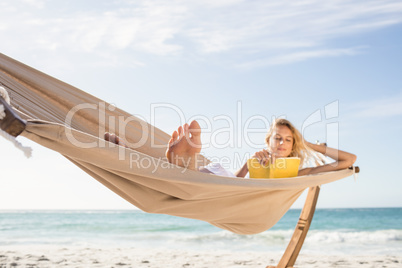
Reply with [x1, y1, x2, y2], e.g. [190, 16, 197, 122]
[115, 228, 402, 250]
[2, 227, 402, 254]
[168, 229, 402, 245]
[307, 229, 402, 243]
[2, 209, 401, 255]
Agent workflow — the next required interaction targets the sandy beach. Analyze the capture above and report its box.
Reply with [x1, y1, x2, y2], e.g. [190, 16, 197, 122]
[2, 209, 401, 268]
[1, 246, 401, 268]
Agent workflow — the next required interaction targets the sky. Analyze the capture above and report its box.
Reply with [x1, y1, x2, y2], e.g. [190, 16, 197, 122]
[1, 0, 402, 210]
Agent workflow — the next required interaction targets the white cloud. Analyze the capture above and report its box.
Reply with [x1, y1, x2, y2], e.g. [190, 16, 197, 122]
[350, 93, 402, 118]
[0, 0, 402, 68]
[21, 0, 45, 9]
[236, 47, 365, 68]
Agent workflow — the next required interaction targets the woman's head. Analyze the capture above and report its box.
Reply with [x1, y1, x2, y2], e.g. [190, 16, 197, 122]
[265, 118, 307, 164]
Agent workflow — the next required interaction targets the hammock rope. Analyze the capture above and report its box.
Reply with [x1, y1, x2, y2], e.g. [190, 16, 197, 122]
[0, 85, 32, 158]
[0, 86, 9, 119]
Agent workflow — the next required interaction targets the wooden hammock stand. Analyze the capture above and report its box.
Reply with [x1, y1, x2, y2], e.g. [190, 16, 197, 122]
[0, 95, 359, 268]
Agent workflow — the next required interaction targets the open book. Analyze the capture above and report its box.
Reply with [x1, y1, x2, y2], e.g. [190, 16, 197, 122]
[247, 157, 300, 179]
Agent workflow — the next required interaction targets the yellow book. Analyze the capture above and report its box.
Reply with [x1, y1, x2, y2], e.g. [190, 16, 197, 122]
[247, 157, 300, 179]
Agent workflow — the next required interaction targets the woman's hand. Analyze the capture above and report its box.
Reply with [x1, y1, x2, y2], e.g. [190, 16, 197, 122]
[234, 149, 276, 177]
[253, 149, 275, 166]
[298, 141, 357, 176]
[304, 139, 327, 148]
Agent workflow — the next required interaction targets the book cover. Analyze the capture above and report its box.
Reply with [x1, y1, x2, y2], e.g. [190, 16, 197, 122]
[247, 157, 300, 179]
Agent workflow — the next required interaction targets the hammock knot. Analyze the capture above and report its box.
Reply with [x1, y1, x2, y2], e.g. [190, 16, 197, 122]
[0, 86, 10, 120]
[0, 105, 5, 120]
[0, 86, 11, 104]
[0, 85, 32, 158]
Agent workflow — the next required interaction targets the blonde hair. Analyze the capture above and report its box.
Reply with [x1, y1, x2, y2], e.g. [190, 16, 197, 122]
[265, 118, 323, 167]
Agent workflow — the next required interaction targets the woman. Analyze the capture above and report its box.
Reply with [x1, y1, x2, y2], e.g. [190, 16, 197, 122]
[106, 119, 356, 177]
[233, 118, 356, 177]
[163, 119, 356, 177]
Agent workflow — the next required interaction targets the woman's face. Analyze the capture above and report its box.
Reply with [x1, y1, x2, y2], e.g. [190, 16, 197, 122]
[268, 125, 294, 157]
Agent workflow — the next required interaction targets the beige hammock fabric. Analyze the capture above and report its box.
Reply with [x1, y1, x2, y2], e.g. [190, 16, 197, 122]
[0, 53, 355, 235]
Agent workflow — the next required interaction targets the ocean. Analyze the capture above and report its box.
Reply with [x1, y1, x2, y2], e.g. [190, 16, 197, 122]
[1, 208, 401, 256]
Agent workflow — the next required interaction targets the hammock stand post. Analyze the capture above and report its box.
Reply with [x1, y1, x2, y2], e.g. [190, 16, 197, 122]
[267, 186, 320, 268]
[268, 166, 359, 268]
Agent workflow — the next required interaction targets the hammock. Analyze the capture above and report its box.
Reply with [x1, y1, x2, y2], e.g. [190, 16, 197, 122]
[0, 52, 359, 237]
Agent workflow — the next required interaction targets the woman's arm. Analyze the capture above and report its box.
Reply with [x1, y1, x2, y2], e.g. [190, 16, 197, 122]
[298, 142, 357, 176]
[234, 161, 249, 177]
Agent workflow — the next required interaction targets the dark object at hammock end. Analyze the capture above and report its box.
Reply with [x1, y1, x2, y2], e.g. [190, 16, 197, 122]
[349, 166, 360, 173]
[0, 96, 26, 137]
